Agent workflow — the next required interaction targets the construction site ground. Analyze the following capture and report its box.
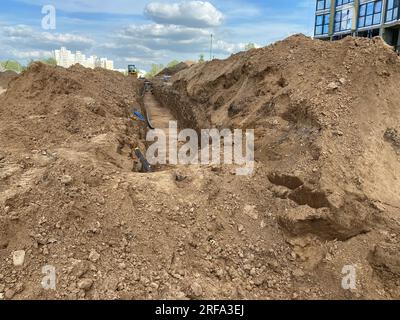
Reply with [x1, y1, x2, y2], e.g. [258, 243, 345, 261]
[1, 35, 400, 300]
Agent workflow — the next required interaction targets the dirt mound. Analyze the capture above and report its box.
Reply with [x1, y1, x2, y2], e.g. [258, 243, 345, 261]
[150, 34, 400, 298]
[0, 63, 143, 152]
[0, 70, 18, 89]
[0, 62, 156, 300]
[154, 34, 400, 227]
[158, 61, 195, 76]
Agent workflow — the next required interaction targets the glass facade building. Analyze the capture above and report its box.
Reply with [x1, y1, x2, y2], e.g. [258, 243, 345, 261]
[315, 0, 400, 47]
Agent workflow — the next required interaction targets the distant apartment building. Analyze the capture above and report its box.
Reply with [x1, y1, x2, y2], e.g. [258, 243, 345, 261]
[314, 0, 400, 48]
[53, 47, 74, 68]
[98, 57, 114, 70]
[53, 47, 115, 70]
[74, 51, 87, 67]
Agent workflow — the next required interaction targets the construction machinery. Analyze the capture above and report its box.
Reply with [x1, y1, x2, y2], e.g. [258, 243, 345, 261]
[128, 64, 138, 77]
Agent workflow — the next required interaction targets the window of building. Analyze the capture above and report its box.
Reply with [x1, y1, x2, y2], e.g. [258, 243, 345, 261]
[317, 0, 331, 10]
[334, 8, 353, 32]
[315, 13, 331, 35]
[358, 1, 382, 28]
[386, 0, 399, 22]
[336, 0, 354, 6]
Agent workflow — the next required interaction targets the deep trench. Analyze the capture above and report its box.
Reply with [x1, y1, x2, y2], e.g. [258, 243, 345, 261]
[138, 81, 178, 172]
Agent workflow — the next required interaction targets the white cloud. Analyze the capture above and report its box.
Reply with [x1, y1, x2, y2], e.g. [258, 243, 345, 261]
[2, 25, 95, 51]
[145, 1, 224, 27]
[213, 40, 245, 54]
[112, 23, 243, 55]
[10, 49, 52, 59]
[92, 22, 247, 70]
[122, 23, 210, 41]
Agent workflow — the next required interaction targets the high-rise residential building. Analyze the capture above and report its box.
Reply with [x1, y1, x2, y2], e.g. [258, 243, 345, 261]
[87, 55, 97, 69]
[74, 51, 87, 67]
[314, 0, 400, 48]
[54, 47, 75, 68]
[106, 59, 114, 70]
[99, 58, 107, 69]
[52, 47, 115, 70]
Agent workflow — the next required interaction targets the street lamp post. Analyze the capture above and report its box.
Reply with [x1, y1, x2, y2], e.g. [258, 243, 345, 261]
[210, 34, 213, 61]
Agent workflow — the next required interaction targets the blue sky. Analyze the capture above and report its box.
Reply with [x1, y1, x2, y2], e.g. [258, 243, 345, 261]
[0, 0, 316, 70]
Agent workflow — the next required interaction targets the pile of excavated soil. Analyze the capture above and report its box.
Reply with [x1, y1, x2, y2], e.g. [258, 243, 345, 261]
[2, 36, 400, 301]
[0, 70, 18, 88]
[0, 63, 154, 299]
[152, 34, 400, 298]
[0, 71, 17, 94]
[158, 61, 195, 76]
[0, 63, 145, 159]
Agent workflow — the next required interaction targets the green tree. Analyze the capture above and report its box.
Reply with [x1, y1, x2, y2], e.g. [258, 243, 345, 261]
[146, 63, 164, 78]
[245, 43, 256, 51]
[167, 60, 179, 68]
[198, 54, 205, 63]
[41, 57, 57, 66]
[1, 60, 24, 73]
[26, 57, 57, 69]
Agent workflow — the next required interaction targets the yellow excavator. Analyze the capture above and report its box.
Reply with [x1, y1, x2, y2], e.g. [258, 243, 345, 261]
[128, 65, 138, 77]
